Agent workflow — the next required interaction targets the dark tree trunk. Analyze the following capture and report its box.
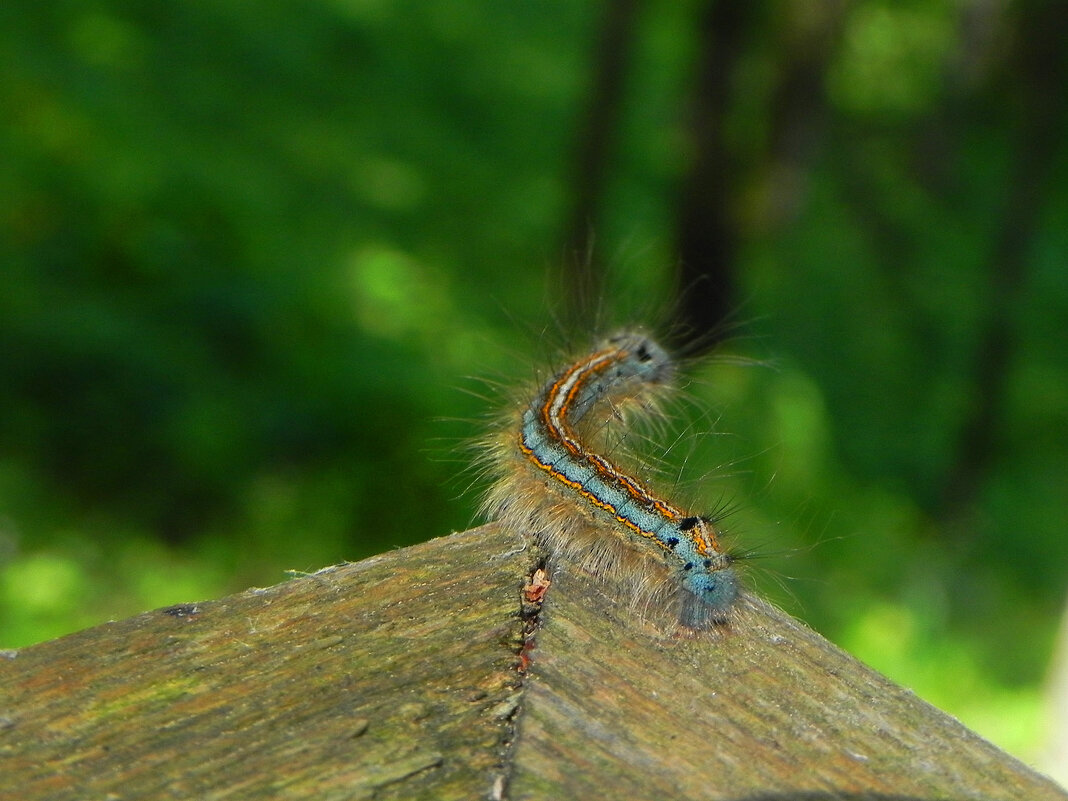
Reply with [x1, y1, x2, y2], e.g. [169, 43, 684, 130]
[672, 1, 754, 349]
[559, 0, 641, 327]
[940, 0, 1068, 522]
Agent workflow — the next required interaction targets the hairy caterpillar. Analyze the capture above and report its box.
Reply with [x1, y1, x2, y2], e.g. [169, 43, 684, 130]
[481, 330, 738, 629]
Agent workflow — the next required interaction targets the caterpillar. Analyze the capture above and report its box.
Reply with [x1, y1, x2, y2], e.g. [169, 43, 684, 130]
[481, 329, 738, 629]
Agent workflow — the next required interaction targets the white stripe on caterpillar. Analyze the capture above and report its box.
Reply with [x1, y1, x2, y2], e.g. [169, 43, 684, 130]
[481, 330, 738, 629]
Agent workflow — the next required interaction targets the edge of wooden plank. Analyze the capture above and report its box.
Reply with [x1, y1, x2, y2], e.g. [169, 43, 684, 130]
[0, 524, 1062, 801]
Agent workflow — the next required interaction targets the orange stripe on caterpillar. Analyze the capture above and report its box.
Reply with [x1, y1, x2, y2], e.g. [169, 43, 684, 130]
[481, 330, 737, 629]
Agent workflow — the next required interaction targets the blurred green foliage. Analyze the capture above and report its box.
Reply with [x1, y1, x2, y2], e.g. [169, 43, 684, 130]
[2, 0, 1066, 768]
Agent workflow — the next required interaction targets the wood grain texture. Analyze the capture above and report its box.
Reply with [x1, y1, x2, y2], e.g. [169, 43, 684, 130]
[1, 523, 1063, 801]
[513, 562, 1065, 800]
[0, 526, 535, 801]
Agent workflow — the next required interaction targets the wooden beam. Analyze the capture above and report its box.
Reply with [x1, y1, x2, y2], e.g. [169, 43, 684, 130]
[1, 523, 1063, 800]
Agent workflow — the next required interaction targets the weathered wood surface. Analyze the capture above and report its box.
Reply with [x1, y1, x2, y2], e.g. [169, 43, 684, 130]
[0, 525, 531, 800]
[1, 523, 1064, 800]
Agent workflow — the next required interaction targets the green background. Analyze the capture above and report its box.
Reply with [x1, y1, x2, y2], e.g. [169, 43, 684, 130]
[2, 0, 1066, 772]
